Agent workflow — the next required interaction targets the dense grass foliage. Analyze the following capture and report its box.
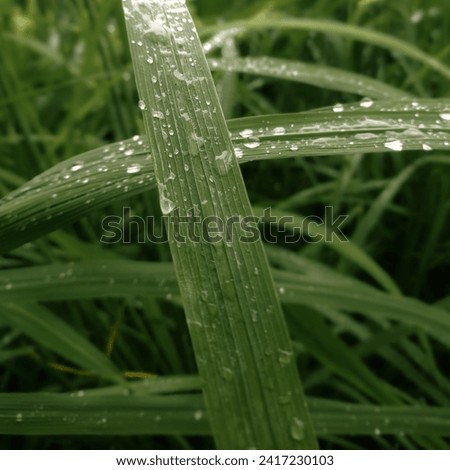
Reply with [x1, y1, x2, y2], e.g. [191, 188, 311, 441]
[0, 0, 449, 450]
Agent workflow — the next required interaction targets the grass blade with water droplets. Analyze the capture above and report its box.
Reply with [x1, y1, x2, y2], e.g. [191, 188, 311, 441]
[209, 57, 411, 100]
[200, 18, 450, 82]
[122, 0, 317, 449]
[1, 99, 449, 255]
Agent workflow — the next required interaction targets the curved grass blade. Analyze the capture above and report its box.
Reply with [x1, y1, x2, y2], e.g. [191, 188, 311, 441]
[2, 261, 450, 349]
[0, 303, 124, 384]
[350, 156, 450, 247]
[209, 57, 411, 100]
[200, 18, 450, 82]
[122, 0, 317, 450]
[229, 99, 450, 161]
[1, 99, 449, 255]
[253, 205, 401, 295]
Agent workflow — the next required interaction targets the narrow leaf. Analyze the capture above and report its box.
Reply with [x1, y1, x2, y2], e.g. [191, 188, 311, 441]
[122, 0, 317, 449]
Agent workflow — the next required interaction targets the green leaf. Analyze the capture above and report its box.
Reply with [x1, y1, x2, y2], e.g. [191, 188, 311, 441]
[122, 0, 317, 450]
[200, 17, 450, 82]
[0, 381, 449, 441]
[209, 56, 411, 100]
[1, 99, 448, 255]
[2, 260, 450, 349]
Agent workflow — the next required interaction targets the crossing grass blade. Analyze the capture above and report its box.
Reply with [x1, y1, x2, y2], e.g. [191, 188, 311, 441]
[121, 0, 317, 450]
[1, 99, 448, 255]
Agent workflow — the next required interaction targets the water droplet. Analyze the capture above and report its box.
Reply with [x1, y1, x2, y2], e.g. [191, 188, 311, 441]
[239, 129, 253, 138]
[422, 143, 432, 151]
[332, 103, 344, 113]
[16, 413, 23, 422]
[71, 163, 83, 172]
[374, 428, 381, 436]
[193, 410, 203, 421]
[127, 164, 142, 174]
[243, 137, 260, 149]
[439, 113, 450, 121]
[277, 349, 293, 365]
[360, 97, 374, 108]
[215, 150, 232, 175]
[124, 149, 134, 156]
[290, 417, 305, 442]
[234, 147, 244, 159]
[138, 100, 146, 110]
[384, 140, 403, 151]
[221, 367, 233, 382]
[174, 70, 185, 81]
[152, 110, 164, 119]
[146, 56, 154, 64]
[5, 283, 13, 290]
[289, 144, 299, 151]
[273, 126, 286, 135]
[158, 182, 175, 215]
[279, 287, 285, 295]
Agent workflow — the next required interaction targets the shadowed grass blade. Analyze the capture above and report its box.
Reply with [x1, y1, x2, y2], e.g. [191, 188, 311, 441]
[2, 261, 450, 349]
[0, 303, 124, 384]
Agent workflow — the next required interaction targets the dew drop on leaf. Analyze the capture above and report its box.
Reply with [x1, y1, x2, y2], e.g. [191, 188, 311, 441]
[127, 164, 142, 174]
[239, 129, 253, 138]
[384, 140, 403, 151]
[360, 97, 374, 108]
[152, 110, 165, 119]
[290, 417, 305, 442]
[234, 147, 244, 159]
[273, 126, 286, 135]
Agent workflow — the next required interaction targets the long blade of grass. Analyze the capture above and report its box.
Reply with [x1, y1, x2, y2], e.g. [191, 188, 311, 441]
[200, 18, 450, 82]
[122, 0, 317, 449]
[209, 57, 411, 100]
[1, 386, 449, 439]
[0, 303, 124, 384]
[1, 99, 449, 254]
[2, 261, 450, 349]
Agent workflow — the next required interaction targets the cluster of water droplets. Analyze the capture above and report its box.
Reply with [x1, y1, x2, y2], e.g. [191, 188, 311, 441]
[0, 137, 155, 240]
[230, 99, 450, 160]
